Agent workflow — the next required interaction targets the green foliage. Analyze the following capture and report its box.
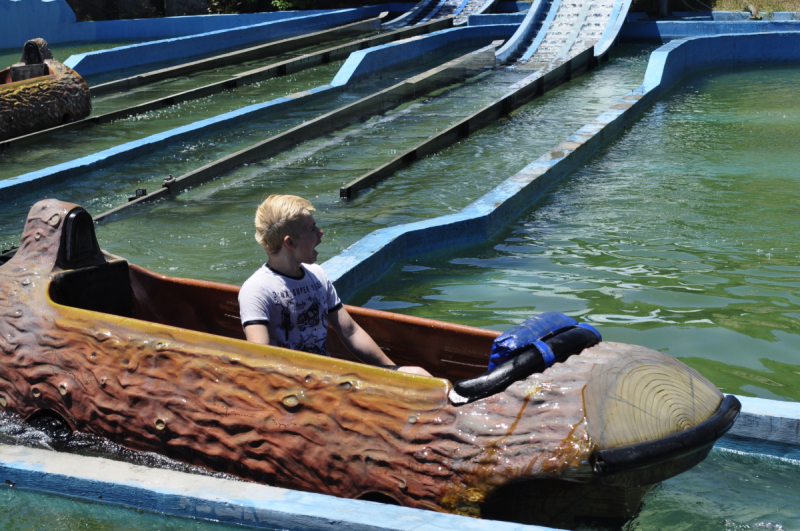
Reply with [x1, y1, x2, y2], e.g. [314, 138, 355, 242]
[208, 0, 265, 14]
[272, 0, 306, 9]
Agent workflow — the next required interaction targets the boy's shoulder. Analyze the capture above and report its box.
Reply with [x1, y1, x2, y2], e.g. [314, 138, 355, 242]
[240, 264, 277, 292]
[302, 262, 327, 278]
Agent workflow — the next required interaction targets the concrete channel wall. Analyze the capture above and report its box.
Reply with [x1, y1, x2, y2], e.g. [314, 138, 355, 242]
[0, 394, 795, 531]
[64, 7, 389, 77]
[0, 443, 557, 531]
[0, 24, 516, 201]
[0, 0, 417, 49]
[0, 0, 363, 49]
[494, 0, 551, 62]
[383, 0, 436, 30]
[331, 24, 515, 85]
[323, 32, 800, 301]
[594, 0, 634, 56]
[620, 18, 800, 41]
[468, 13, 528, 25]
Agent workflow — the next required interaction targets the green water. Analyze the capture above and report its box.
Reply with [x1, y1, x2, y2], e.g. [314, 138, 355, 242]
[83, 44, 652, 285]
[0, 61, 345, 182]
[349, 64, 800, 402]
[0, 487, 264, 530]
[83, 30, 381, 87]
[2, 43, 800, 531]
[89, 30, 379, 115]
[0, 41, 140, 73]
[623, 448, 800, 530]
[0, 40, 478, 184]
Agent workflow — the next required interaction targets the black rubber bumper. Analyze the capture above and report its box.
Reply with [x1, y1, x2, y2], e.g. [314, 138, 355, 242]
[592, 394, 741, 476]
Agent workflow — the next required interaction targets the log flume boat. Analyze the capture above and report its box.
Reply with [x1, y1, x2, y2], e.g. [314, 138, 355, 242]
[0, 39, 91, 141]
[0, 200, 740, 528]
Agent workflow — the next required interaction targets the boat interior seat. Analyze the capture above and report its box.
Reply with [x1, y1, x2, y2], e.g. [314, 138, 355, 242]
[10, 63, 49, 82]
[50, 260, 135, 319]
[48, 207, 135, 318]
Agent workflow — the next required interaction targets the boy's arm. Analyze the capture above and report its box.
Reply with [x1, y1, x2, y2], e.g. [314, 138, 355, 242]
[328, 306, 392, 365]
[244, 324, 270, 345]
[328, 307, 432, 376]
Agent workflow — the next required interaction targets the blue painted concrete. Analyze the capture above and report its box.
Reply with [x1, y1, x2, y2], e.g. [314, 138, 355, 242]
[64, 7, 387, 77]
[323, 32, 800, 301]
[383, 0, 436, 30]
[595, 0, 633, 56]
[467, 13, 528, 25]
[0, 24, 516, 200]
[1, 0, 77, 50]
[628, 11, 800, 21]
[517, 0, 563, 62]
[495, 0, 551, 62]
[721, 396, 800, 461]
[0, 0, 337, 50]
[620, 18, 800, 42]
[494, 1, 532, 13]
[0, 444, 558, 531]
[332, 24, 516, 86]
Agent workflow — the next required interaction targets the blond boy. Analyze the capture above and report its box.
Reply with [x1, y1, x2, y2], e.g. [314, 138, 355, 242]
[239, 195, 429, 376]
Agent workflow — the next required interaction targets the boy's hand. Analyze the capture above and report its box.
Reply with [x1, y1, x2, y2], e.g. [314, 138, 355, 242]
[397, 366, 432, 377]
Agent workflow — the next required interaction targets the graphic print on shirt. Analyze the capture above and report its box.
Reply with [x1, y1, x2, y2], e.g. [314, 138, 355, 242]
[239, 264, 340, 356]
[297, 333, 327, 355]
[297, 299, 321, 331]
[276, 290, 294, 342]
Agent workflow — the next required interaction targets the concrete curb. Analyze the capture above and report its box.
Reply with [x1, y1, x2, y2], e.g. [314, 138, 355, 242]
[331, 24, 515, 86]
[0, 0, 354, 49]
[384, 0, 437, 30]
[89, 16, 384, 96]
[495, 0, 551, 62]
[323, 32, 800, 301]
[0, 443, 557, 531]
[64, 7, 383, 77]
[720, 396, 800, 461]
[620, 19, 800, 42]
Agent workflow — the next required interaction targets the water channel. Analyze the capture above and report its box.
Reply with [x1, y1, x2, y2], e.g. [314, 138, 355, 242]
[351, 64, 800, 404]
[90, 44, 654, 284]
[1, 30, 798, 530]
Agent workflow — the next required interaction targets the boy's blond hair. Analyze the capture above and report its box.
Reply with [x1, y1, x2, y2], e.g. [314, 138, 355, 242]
[254, 195, 315, 255]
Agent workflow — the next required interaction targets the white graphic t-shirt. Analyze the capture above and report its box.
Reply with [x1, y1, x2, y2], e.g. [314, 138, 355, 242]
[238, 263, 342, 355]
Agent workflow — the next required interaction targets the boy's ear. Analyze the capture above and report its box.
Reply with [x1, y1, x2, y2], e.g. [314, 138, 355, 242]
[283, 234, 295, 250]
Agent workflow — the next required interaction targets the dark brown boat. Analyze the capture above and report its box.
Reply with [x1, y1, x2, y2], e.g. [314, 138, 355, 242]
[0, 39, 91, 141]
[0, 199, 739, 528]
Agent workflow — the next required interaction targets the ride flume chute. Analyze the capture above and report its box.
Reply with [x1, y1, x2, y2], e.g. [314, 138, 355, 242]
[0, 199, 739, 528]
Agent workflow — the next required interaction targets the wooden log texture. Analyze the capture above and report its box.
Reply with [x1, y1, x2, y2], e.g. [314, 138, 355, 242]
[0, 41, 91, 141]
[0, 200, 724, 523]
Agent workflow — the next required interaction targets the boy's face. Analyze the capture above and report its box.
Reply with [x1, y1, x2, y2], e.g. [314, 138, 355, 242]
[292, 214, 323, 264]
